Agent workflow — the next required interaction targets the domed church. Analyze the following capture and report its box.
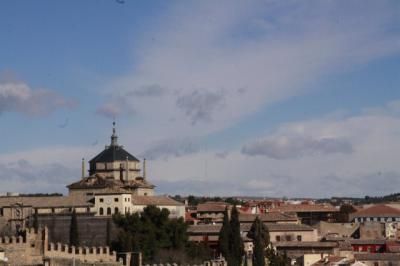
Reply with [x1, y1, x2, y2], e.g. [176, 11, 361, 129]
[67, 122, 155, 198]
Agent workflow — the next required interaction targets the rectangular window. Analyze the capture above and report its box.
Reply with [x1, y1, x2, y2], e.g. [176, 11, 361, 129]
[100, 198, 104, 203]
[114, 198, 119, 202]
[0, 208, 3, 216]
[276, 236, 281, 242]
[297, 235, 302, 241]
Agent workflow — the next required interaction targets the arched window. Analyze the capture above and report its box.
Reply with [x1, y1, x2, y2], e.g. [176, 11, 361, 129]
[107, 207, 112, 215]
[99, 208, 104, 215]
[115, 207, 119, 214]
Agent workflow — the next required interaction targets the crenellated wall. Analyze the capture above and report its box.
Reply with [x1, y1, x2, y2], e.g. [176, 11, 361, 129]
[45, 242, 117, 263]
[0, 227, 44, 265]
[0, 227, 123, 265]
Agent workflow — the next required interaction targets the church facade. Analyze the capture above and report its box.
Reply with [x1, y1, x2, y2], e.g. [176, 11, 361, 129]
[68, 123, 155, 198]
[0, 123, 184, 235]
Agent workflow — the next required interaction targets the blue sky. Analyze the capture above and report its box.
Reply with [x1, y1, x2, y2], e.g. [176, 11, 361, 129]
[1, 0, 400, 197]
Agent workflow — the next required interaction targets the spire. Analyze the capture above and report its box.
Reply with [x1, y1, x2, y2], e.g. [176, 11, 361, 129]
[111, 121, 118, 146]
[81, 158, 85, 179]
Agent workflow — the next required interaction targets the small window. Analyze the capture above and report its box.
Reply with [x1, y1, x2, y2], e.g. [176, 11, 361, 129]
[0, 208, 3, 216]
[115, 207, 119, 214]
[52, 208, 55, 213]
[107, 207, 112, 215]
[99, 208, 104, 215]
[114, 198, 119, 202]
[276, 236, 281, 242]
[297, 235, 302, 241]
[100, 198, 104, 203]
[144, 193, 148, 196]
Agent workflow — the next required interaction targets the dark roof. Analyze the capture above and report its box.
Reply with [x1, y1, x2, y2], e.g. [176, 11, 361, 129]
[274, 241, 338, 248]
[354, 253, 400, 261]
[188, 223, 314, 235]
[349, 239, 386, 245]
[239, 212, 298, 223]
[89, 145, 139, 163]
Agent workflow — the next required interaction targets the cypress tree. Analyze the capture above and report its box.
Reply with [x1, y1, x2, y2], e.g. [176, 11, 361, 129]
[229, 206, 243, 266]
[69, 209, 80, 247]
[106, 218, 111, 246]
[219, 207, 231, 259]
[251, 217, 265, 266]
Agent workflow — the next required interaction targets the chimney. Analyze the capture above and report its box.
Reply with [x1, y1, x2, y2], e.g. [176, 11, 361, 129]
[81, 158, 85, 179]
[143, 158, 146, 179]
[125, 156, 129, 181]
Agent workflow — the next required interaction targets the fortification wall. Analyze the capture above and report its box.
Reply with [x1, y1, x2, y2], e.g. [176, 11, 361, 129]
[0, 228, 44, 265]
[45, 243, 118, 264]
[38, 215, 118, 246]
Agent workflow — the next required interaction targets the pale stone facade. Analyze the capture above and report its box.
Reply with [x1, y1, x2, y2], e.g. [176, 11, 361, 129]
[0, 227, 124, 265]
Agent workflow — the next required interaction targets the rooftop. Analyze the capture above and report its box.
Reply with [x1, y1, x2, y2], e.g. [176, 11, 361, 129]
[239, 212, 298, 223]
[351, 204, 400, 218]
[0, 196, 91, 208]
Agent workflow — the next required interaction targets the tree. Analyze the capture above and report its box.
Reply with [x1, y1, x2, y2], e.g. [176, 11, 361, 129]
[69, 209, 79, 247]
[106, 218, 111, 246]
[229, 206, 244, 266]
[336, 204, 357, 223]
[219, 207, 231, 259]
[248, 217, 266, 266]
[112, 205, 191, 263]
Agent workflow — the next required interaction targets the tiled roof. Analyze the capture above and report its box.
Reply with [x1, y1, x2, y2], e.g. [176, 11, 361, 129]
[239, 212, 298, 223]
[318, 221, 359, 237]
[131, 196, 184, 206]
[89, 145, 139, 163]
[274, 241, 338, 248]
[241, 223, 314, 232]
[272, 204, 338, 213]
[67, 174, 155, 190]
[197, 202, 230, 212]
[189, 235, 219, 242]
[0, 196, 91, 208]
[188, 222, 314, 234]
[349, 239, 386, 245]
[188, 225, 221, 234]
[354, 253, 400, 261]
[351, 204, 400, 218]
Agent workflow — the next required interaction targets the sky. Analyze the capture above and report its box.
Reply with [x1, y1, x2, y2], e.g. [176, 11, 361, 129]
[1, 0, 400, 198]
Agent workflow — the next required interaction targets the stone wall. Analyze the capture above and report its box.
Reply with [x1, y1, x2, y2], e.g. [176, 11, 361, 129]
[45, 242, 118, 264]
[0, 227, 127, 266]
[38, 214, 118, 246]
[0, 227, 44, 265]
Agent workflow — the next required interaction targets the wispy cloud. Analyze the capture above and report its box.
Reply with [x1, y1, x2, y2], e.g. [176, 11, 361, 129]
[141, 138, 200, 160]
[101, 1, 400, 140]
[242, 136, 353, 159]
[0, 80, 77, 116]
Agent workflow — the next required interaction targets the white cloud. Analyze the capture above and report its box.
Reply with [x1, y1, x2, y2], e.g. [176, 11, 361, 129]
[148, 102, 400, 197]
[0, 80, 77, 116]
[100, 1, 400, 142]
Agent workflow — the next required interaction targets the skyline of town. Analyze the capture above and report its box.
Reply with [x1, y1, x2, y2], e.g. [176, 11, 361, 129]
[1, 1, 400, 198]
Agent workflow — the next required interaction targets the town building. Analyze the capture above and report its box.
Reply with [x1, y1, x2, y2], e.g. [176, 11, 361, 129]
[0, 123, 184, 237]
[350, 204, 400, 223]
